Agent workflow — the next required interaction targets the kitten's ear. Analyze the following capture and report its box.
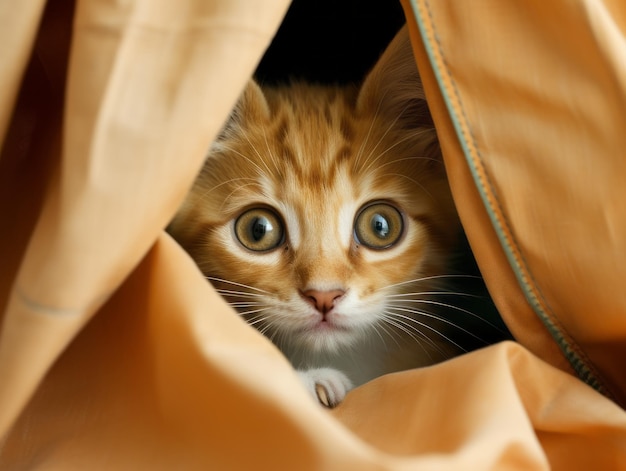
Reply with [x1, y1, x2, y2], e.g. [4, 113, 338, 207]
[217, 80, 270, 141]
[235, 79, 270, 122]
[357, 25, 432, 129]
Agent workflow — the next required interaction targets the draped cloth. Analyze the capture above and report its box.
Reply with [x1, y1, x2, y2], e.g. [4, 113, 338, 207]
[1, 0, 625, 468]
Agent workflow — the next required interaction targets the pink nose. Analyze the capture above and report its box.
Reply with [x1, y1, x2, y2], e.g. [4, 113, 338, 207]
[301, 289, 345, 315]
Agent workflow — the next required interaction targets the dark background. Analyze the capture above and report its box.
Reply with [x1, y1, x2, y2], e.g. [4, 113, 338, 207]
[255, 0, 406, 85]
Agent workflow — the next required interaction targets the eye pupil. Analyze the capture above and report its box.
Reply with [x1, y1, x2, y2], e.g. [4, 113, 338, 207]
[371, 214, 389, 238]
[251, 216, 271, 241]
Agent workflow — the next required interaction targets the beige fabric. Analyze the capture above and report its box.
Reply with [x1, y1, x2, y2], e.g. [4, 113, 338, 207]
[408, 0, 626, 405]
[1, 0, 626, 469]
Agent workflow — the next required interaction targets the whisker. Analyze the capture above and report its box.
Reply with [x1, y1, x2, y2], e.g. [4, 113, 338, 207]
[378, 274, 482, 292]
[359, 100, 412, 171]
[354, 89, 389, 168]
[259, 323, 273, 336]
[218, 182, 260, 212]
[378, 172, 433, 200]
[273, 323, 294, 352]
[248, 315, 272, 327]
[245, 311, 281, 334]
[262, 128, 281, 174]
[244, 311, 268, 322]
[385, 291, 481, 299]
[381, 313, 424, 341]
[381, 315, 422, 345]
[389, 298, 506, 333]
[216, 290, 266, 299]
[385, 309, 468, 353]
[238, 307, 272, 318]
[207, 277, 272, 294]
[380, 313, 436, 360]
[261, 318, 284, 343]
[228, 302, 265, 307]
[196, 176, 258, 202]
[376, 155, 442, 168]
[362, 127, 433, 175]
[243, 133, 273, 176]
[373, 319, 401, 349]
[386, 305, 484, 346]
[219, 143, 267, 178]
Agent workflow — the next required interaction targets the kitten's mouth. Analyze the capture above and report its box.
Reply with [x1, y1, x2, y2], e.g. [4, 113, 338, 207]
[302, 311, 357, 339]
[311, 318, 348, 332]
[292, 318, 351, 351]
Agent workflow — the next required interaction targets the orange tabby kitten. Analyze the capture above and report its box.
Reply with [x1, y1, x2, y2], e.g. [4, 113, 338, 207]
[169, 26, 462, 406]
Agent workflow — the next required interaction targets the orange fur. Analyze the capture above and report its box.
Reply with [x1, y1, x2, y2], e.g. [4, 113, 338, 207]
[169, 26, 462, 396]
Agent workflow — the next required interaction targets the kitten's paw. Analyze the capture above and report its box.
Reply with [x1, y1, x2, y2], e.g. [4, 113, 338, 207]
[297, 368, 353, 408]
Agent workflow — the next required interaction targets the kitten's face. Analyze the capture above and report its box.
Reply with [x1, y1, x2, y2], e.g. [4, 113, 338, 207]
[169, 27, 460, 355]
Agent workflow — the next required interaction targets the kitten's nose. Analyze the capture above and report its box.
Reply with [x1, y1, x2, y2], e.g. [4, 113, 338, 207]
[301, 289, 345, 315]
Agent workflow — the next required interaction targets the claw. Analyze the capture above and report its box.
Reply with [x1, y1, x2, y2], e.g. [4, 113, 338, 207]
[315, 384, 331, 408]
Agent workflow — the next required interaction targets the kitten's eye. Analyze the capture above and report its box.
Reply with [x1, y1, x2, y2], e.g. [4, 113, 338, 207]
[354, 202, 404, 249]
[235, 208, 284, 252]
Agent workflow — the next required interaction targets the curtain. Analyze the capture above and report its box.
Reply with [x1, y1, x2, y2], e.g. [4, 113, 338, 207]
[1, 0, 625, 468]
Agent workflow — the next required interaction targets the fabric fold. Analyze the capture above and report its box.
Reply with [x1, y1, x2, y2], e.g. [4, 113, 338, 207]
[405, 0, 626, 406]
[1, 0, 626, 469]
[0, 0, 290, 438]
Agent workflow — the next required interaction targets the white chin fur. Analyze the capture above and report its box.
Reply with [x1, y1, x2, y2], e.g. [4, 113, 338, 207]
[292, 324, 365, 353]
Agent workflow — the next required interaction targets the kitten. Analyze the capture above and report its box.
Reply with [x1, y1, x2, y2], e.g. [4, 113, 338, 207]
[168, 25, 463, 407]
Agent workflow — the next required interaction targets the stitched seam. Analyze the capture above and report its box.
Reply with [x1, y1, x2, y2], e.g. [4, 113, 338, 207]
[411, 0, 612, 399]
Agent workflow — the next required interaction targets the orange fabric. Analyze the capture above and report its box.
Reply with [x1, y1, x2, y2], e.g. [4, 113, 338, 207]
[1, 0, 626, 469]
[0, 0, 292, 442]
[407, 0, 626, 406]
